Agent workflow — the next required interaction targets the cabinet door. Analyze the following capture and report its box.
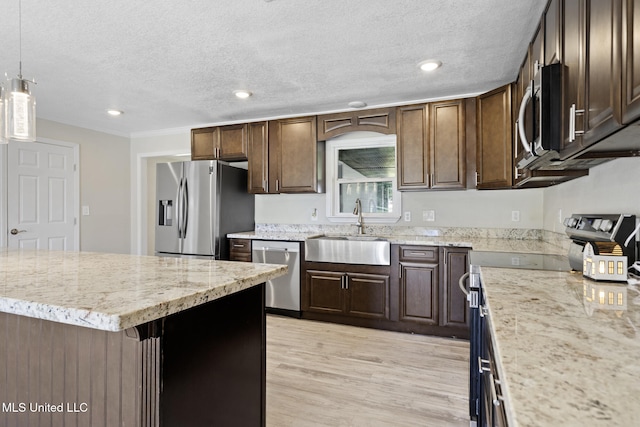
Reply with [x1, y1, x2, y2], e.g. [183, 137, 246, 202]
[247, 122, 269, 194]
[430, 100, 466, 189]
[191, 127, 218, 160]
[397, 104, 429, 190]
[620, 0, 640, 123]
[562, 0, 586, 154]
[584, 0, 623, 144]
[317, 108, 396, 140]
[562, 0, 623, 155]
[476, 84, 513, 189]
[305, 270, 345, 314]
[345, 273, 390, 320]
[398, 262, 438, 325]
[442, 248, 469, 328]
[545, 0, 562, 65]
[218, 124, 249, 160]
[269, 116, 319, 193]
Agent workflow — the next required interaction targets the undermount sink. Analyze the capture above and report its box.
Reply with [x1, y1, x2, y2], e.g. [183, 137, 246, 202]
[305, 235, 390, 265]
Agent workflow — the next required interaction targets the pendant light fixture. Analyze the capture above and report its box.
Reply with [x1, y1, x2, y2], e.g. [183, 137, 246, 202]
[4, 0, 36, 142]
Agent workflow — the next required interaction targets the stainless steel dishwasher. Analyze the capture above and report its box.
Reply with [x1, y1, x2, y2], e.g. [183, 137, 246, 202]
[251, 240, 300, 316]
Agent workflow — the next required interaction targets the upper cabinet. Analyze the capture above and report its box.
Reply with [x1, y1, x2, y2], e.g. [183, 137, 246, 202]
[317, 108, 396, 140]
[476, 84, 513, 189]
[561, 0, 623, 158]
[396, 100, 466, 191]
[267, 116, 324, 194]
[247, 121, 270, 194]
[620, 0, 640, 123]
[191, 124, 249, 161]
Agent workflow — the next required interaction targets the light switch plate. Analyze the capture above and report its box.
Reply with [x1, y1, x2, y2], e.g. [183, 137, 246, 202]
[423, 210, 435, 222]
[82, 205, 90, 216]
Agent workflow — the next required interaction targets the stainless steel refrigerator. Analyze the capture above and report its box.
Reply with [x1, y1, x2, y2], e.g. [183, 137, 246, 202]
[155, 160, 254, 259]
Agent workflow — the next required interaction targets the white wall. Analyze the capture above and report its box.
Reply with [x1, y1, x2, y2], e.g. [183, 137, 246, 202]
[130, 129, 191, 254]
[37, 119, 131, 253]
[256, 188, 544, 229]
[543, 157, 640, 233]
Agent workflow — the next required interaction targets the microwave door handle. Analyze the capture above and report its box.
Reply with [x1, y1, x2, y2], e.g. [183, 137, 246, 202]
[517, 84, 533, 155]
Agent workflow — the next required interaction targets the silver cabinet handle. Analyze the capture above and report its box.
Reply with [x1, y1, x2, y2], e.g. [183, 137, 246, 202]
[569, 103, 585, 142]
[10, 228, 27, 235]
[478, 357, 491, 374]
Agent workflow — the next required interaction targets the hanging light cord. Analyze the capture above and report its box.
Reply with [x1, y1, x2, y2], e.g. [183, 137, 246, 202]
[18, 0, 23, 79]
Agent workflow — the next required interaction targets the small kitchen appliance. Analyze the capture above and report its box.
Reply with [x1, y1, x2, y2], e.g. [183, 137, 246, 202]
[564, 214, 636, 279]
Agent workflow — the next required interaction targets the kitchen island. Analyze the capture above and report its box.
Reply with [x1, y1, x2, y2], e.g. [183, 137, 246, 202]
[0, 249, 287, 427]
[480, 266, 640, 426]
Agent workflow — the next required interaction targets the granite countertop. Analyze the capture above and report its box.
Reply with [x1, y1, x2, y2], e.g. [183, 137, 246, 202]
[0, 249, 287, 332]
[480, 267, 640, 426]
[228, 230, 566, 255]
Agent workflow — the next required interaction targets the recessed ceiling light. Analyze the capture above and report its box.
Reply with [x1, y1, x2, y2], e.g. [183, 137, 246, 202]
[348, 101, 367, 109]
[107, 109, 123, 116]
[234, 90, 252, 99]
[418, 60, 442, 72]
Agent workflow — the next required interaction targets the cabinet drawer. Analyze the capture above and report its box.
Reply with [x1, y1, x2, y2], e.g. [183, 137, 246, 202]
[230, 239, 252, 262]
[399, 246, 439, 262]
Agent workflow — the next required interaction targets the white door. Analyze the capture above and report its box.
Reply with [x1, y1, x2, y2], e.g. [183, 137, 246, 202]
[7, 141, 77, 250]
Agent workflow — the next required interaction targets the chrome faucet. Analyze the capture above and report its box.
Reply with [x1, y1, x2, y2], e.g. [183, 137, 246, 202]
[353, 198, 364, 234]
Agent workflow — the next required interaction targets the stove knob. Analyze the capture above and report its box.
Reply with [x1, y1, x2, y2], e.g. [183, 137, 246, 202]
[600, 219, 613, 232]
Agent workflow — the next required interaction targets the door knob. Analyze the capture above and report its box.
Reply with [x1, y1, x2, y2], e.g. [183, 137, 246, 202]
[10, 228, 26, 235]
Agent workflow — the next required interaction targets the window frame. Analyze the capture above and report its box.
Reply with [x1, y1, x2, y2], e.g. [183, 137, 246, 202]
[325, 133, 401, 223]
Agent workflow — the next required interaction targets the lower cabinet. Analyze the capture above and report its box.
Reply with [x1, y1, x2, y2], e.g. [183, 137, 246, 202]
[302, 263, 391, 328]
[305, 268, 390, 320]
[301, 245, 469, 338]
[393, 245, 470, 338]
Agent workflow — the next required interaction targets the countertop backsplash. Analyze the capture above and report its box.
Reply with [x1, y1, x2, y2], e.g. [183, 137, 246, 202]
[253, 223, 569, 245]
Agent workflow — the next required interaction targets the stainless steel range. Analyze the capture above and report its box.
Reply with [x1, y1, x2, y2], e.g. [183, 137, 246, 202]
[564, 214, 637, 271]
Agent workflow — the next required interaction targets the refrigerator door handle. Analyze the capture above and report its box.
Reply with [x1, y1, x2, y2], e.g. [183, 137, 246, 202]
[182, 177, 189, 238]
[177, 177, 184, 239]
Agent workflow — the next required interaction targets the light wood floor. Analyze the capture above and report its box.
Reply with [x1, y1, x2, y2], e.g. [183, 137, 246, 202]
[266, 315, 470, 427]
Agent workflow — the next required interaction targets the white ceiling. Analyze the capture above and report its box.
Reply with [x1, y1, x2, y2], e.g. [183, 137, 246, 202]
[0, 0, 548, 137]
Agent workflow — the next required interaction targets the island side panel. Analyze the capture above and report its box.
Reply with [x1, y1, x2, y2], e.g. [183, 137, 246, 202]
[0, 313, 145, 427]
[160, 283, 266, 427]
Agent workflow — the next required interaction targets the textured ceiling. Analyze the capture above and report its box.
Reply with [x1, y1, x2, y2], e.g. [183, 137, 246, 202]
[0, 0, 548, 137]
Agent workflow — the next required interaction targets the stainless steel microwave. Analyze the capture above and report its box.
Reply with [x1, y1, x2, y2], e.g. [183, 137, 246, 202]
[515, 62, 563, 170]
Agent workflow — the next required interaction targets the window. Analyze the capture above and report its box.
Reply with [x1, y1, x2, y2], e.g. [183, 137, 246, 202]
[326, 133, 401, 223]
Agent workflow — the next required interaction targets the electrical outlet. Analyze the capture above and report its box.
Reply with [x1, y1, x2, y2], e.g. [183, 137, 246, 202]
[511, 210, 520, 222]
[422, 210, 435, 222]
[404, 211, 411, 222]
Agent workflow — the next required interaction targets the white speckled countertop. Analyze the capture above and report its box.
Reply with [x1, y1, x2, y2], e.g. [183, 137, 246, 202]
[0, 249, 287, 332]
[480, 267, 640, 427]
[228, 230, 566, 255]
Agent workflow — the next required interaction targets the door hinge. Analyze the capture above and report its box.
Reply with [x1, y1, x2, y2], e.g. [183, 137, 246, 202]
[73, 164, 77, 172]
[74, 217, 77, 225]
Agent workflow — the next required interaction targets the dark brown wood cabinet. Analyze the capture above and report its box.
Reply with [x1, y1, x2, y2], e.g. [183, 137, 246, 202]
[561, 0, 623, 158]
[247, 121, 269, 194]
[620, 0, 640, 123]
[398, 262, 439, 326]
[229, 238, 252, 262]
[545, 0, 562, 65]
[267, 116, 323, 194]
[305, 266, 390, 320]
[396, 100, 466, 191]
[476, 84, 514, 189]
[441, 248, 470, 330]
[191, 127, 216, 160]
[316, 108, 396, 140]
[191, 124, 249, 161]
